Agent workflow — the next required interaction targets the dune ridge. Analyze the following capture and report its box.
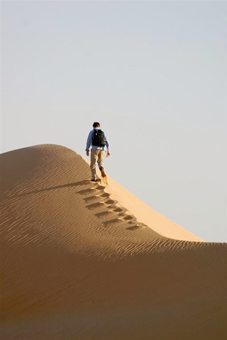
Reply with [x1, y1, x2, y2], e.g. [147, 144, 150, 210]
[1, 144, 227, 339]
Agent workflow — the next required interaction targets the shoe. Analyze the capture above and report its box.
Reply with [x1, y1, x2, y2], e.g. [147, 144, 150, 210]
[99, 167, 106, 177]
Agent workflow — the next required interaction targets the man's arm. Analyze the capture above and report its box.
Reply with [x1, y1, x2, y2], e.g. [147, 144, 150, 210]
[86, 131, 93, 155]
[104, 133, 110, 156]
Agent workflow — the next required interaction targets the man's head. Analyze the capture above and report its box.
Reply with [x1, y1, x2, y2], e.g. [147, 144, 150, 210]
[93, 122, 100, 128]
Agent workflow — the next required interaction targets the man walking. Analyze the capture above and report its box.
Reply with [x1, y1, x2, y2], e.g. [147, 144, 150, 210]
[86, 122, 110, 182]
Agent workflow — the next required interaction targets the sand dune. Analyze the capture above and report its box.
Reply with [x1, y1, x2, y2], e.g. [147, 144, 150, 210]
[1, 144, 227, 339]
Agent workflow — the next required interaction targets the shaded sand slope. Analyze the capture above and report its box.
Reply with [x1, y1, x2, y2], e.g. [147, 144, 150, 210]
[1, 144, 227, 339]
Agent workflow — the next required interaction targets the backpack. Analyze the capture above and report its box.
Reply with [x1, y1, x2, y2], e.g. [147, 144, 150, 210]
[92, 129, 106, 147]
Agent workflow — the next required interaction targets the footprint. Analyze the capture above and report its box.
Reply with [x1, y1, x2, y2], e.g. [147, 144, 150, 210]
[86, 202, 106, 210]
[126, 223, 147, 231]
[95, 211, 112, 218]
[123, 215, 134, 221]
[99, 193, 110, 198]
[118, 213, 125, 217]
[126, 225, 141, 231]
[113, 208, 122, 212]
[113, 207, 128, 213]
[78, 188, 97, 195]
[84, 195, 100, 202]
[103, 218, 124, 225]
[95, 185, 106, 190]
[105, 199, 117, 205]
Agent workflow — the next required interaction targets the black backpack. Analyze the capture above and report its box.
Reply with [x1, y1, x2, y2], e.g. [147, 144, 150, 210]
[92, 129, 106, 147]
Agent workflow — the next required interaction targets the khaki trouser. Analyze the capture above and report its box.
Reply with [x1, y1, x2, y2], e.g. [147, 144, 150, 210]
[90, 149, 106, 179]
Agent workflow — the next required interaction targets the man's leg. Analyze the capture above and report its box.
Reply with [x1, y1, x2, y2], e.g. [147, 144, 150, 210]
[97, 150, 106, 177]
[90, 149, 98, 180]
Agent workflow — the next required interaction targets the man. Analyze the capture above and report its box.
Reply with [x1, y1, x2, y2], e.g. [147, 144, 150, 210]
[86, 122, 110, 182]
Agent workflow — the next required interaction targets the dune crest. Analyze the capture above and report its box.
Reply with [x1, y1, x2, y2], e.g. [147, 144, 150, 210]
[1, 144, 227, 339]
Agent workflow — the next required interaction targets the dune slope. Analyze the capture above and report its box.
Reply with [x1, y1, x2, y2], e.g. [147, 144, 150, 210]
[1, 144, 227, 339]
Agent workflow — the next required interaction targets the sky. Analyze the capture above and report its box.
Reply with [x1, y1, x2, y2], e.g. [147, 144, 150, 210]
[1, 0, 226, 242]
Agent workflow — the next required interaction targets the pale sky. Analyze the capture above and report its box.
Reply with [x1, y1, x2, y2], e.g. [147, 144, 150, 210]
[1, 1, 227, 241]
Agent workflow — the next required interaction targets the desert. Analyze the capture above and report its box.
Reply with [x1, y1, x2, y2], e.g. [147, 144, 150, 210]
[1, 144, 227, 339]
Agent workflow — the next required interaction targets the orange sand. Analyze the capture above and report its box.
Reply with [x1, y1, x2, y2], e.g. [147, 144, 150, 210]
[1, 144, 227, 339]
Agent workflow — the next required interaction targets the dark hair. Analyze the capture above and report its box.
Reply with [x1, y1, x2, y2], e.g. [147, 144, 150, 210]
[93, 122, 100, 128]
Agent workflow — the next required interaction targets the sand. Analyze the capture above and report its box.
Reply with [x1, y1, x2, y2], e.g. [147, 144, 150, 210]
[0, 144, 227, 339]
